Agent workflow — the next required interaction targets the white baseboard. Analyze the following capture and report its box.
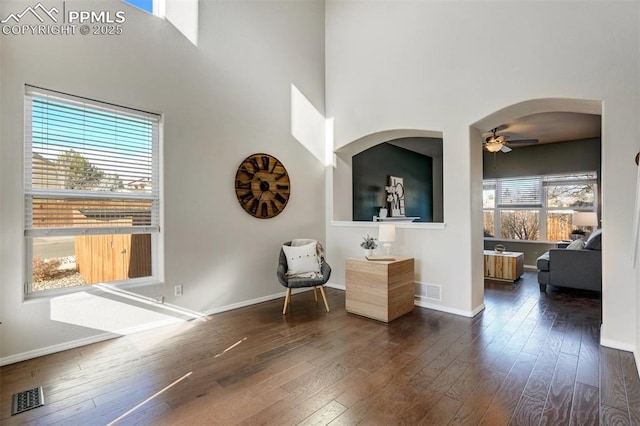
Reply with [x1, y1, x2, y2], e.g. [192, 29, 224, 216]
[0, 288, 307, 366]
[200, 289, 297, 316]
[326, 282, 345, 291]
[600, 336, 637, 353]
[0, 315, 186, 366]
[0, 286, 491, 366]
[415, 297, 485, 318]
[600, 337, 638, 379]
[325, 283, 486, 318]
[1, 332, 117, 367]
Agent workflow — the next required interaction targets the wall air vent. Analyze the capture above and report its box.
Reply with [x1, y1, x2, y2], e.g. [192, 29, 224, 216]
[425, 284, 442, 301]
[415, 282, 442, 301]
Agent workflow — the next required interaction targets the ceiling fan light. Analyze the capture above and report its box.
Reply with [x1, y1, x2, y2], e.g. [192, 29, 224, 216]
[485, 142, 503, 152]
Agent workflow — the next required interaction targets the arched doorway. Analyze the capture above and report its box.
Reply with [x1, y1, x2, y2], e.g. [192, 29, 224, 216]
[471, 98, 603, 301]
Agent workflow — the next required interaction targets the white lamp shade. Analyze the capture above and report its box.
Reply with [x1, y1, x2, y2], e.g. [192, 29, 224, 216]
[378, 223, 396, 242]
[572, 212, 598, 227]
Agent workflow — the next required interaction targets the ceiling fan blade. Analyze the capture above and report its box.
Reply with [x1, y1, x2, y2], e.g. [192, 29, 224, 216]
[500, 145, 512, 153]
[506, 139, 539, 145]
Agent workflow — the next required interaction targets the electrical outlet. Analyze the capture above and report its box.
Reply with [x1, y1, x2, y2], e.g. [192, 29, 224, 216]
[174, 284, 183, 297]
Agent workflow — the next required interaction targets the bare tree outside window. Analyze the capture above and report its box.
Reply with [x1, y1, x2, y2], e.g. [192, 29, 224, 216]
[500, 210, 540, 240]
[546, 183, 595, 208]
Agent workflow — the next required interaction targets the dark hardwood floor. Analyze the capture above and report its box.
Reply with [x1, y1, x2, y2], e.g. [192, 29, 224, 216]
[1, 272, 639, 425]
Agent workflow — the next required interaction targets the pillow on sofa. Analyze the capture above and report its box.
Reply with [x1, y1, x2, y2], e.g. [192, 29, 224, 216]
[584, 229, 602, 250]
[282, 242, 321, 275]
[566, 239, 585, 250]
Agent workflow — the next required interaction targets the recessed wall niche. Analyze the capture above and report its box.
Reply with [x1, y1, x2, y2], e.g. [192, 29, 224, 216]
[352, 137, 443, 222]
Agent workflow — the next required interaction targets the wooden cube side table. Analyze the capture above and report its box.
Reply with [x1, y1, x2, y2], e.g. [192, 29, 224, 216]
[345, 257, 415, 322]
[483, 250, 524, 282]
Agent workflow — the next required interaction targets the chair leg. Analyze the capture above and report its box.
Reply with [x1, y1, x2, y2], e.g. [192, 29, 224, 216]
[318, 286, 330, 312]
[283, 288, 292, 314]
[313, 287, 318, 302]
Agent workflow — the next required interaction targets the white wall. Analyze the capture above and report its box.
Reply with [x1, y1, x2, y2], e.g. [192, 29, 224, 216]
[325, 0, 640, 349]
[165, 0, 198, 45]
[636, 241, 640, 370]
[0, 0, 326, 361]
[634, 0, 640, 382]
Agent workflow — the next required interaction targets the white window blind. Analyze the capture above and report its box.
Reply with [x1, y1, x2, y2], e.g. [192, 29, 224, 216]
[497, 177, 542, 208]
[24, 86, 160, 237]
[542, 172, 597, 185]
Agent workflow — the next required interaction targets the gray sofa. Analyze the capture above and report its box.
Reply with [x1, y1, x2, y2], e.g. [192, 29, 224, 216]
[536, 229, 602, 292]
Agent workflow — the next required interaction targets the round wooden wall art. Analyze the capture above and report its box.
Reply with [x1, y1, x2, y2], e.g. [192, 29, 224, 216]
[235, 153, 290, 219]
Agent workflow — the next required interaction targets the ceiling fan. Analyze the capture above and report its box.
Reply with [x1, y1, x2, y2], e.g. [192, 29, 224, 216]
[483, 127, 539, 153]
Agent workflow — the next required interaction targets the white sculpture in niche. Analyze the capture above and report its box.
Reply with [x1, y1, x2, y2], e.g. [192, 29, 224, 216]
[386, 176, 405, 217]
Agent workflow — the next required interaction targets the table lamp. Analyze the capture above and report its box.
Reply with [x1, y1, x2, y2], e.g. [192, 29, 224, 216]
[378, 223, 396, 255]
[572, 212, 598, 230]
[572, 212, 598, 239]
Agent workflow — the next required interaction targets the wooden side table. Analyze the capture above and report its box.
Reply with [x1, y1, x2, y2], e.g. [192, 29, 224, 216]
[483, 250, 524, 282]
[345, 256, 415, 322]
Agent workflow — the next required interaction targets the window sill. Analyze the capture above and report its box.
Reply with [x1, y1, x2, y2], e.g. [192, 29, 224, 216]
[484, 237, 561, 245]
[331, 221, 446, 230]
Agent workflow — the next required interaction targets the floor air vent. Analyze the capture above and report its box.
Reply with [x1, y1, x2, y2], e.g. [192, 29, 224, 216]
[12, 386, 44, 416]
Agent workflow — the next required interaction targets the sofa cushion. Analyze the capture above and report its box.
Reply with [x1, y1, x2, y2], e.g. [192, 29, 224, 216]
[584, 228, 602, 250]
[537, 252, 550, 271]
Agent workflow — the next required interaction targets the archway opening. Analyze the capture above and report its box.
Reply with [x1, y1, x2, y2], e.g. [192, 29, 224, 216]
[333, 129, 444, 223]
[471, 98, 603, 306]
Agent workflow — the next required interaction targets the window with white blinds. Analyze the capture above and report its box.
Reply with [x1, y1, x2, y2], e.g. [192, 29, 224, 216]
[483, 171, 598, 241]
[24, 86, 160, 237]
[497, 177, 542, 208]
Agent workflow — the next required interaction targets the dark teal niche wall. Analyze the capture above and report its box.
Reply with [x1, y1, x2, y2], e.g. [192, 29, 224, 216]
[352, 143, 433, 222]
[483, 138, 601, 179]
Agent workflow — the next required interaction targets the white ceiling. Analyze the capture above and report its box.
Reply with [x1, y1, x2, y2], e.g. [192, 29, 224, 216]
[482, 111, 602, 146]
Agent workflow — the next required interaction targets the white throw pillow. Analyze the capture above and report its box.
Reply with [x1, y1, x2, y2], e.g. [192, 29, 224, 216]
[566, 239, 585, 250]
[291, 238, 317, 247]
[282, 242, 321, 274]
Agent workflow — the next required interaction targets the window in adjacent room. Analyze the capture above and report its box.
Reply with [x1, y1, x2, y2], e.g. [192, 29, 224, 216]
[482, 182, 496, 237]
[24, 86, 161, 294]
[483, 172, 597, 241]
[122, 0, 163, 16]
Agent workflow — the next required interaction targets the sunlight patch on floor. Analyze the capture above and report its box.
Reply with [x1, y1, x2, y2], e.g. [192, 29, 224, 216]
[50, 284, 208, 335]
